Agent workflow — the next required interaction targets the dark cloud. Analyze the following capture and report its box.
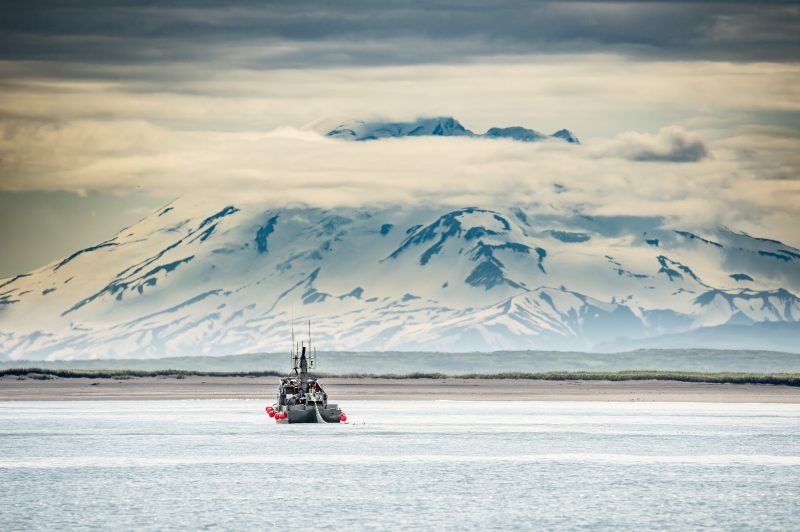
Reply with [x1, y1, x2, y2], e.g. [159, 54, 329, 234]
[604, 127, 710, 163]
[0, 1, 798, 72]
[631, 139, 708, 163]
[629, 138, 708, 163]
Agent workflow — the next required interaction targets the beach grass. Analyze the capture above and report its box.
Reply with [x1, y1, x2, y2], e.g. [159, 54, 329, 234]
[0, 368, 284, 379]
[2, 368, 799, 386]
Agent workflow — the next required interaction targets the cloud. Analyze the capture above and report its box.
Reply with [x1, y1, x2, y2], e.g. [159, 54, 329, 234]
[1, 117, 798, 244]
[600, 126, 709, 162]
[0, 2, 798, 255]
[1, 57, 798, 142]
[2, 1, 799, 67]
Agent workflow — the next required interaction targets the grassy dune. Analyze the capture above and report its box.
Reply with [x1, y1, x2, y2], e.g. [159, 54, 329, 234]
[4, 350, 800, 375]
[2, 368, 800, 386]
[0, 368, 283, 379]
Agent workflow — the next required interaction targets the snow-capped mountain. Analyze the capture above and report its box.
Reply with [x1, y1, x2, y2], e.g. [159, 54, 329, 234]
[1, 199, 799, 359]
[325, 116, 580, 144]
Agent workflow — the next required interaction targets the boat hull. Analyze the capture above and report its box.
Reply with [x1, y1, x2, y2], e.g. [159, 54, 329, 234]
[276, 404, 341, 424]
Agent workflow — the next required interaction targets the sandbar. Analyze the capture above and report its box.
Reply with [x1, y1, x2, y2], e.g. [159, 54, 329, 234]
[1, 375, 799, 403]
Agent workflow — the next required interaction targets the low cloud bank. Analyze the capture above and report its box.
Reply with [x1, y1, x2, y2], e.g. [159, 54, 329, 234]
[4, 118, 798, 245]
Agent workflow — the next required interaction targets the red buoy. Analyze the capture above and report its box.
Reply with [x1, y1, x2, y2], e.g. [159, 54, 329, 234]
[340, 414, 347, 422]
[268, 410, 275, 418]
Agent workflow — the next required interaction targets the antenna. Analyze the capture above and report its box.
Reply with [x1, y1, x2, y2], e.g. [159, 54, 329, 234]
[308, 320, 315, 369]
[290, 307, 295, 370]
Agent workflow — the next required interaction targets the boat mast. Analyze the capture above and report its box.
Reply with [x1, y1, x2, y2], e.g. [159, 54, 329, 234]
[308, 320, 312, 368]
[291, 311, 298, 375]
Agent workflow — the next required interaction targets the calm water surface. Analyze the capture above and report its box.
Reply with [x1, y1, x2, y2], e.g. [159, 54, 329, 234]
[1, 400, 799, 530]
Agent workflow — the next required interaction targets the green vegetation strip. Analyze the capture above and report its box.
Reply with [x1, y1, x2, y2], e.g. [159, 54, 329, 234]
[2, 368, 800, 386]
[0, 368, 284, 379]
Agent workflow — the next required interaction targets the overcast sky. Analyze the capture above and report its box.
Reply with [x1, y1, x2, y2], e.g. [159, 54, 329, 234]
[1, 1, 799, 275]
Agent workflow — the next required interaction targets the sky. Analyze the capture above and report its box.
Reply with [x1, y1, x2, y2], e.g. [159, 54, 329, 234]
[1, 0, 799, 276]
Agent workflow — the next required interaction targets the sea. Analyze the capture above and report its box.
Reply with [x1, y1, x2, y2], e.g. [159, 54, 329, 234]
[1, 400, 799, 531]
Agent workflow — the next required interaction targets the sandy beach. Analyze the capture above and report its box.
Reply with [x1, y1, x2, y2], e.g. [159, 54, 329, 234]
[1, 375, 799, 402]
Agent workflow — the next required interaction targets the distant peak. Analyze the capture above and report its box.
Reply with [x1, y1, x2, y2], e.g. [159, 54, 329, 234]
[484, 126, 547, 142]
[410, 116, 471, 137]
[551, 129, 581, 144]
[325, 116, 579, 144]
[326, 116, 473, 141]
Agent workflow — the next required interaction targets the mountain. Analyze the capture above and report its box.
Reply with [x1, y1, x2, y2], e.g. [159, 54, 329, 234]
[551, 129, 581, 144]
[325, 117, 580, 144]
[598, 322, 800, 353]
[484, 127, 547, 142]
[1, 199, 799, 359]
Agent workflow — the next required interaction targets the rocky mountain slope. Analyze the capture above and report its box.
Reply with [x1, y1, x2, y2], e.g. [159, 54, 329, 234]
[1, 199, 799, 359]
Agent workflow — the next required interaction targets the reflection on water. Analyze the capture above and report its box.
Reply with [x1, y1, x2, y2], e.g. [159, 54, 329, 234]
[1, 401, 799, 530]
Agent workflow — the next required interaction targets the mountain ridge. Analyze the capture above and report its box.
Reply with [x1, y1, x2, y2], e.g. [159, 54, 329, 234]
[325, 116, 580, 144]
[1, 199, 799, 359]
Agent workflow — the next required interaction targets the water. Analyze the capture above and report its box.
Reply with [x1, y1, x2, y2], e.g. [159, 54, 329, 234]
[1, 400, 799, 531]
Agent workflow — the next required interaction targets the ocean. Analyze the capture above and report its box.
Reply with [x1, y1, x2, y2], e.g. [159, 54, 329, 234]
[1, 400, 799, 530]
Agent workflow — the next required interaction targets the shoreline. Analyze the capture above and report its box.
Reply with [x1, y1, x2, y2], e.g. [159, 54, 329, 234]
[1, 375, 800, 403]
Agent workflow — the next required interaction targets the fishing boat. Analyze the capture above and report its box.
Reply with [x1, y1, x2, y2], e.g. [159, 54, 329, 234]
[266, 322, 346, 424]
